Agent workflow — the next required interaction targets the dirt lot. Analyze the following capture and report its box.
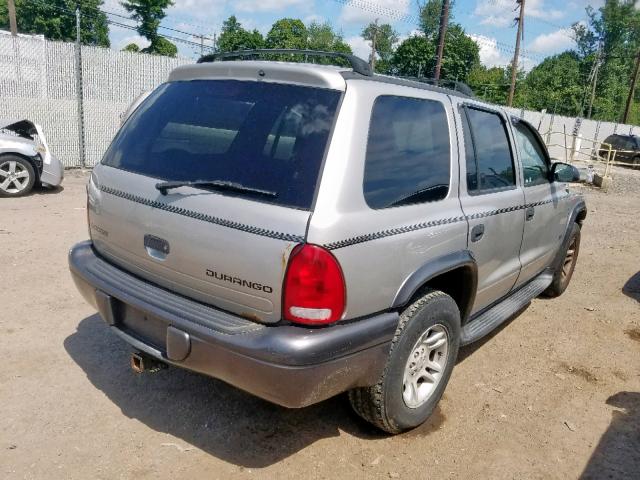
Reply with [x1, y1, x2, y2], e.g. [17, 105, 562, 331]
[1, 169, 639, 480]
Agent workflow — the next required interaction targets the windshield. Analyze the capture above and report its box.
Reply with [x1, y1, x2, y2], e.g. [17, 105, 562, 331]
[102, 80, 341, 209]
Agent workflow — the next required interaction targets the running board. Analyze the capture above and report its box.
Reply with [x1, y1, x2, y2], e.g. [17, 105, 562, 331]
[460, 272, 553, 345]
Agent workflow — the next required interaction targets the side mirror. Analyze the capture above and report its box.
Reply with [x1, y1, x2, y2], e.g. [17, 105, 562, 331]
[551, 162, 580, 183]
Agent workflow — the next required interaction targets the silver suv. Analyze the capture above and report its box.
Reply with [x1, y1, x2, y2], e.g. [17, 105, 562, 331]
[69, 51, 586, 434]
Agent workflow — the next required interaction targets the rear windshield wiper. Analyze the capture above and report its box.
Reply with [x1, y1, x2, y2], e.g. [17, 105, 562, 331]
[155, 180, 278, 198]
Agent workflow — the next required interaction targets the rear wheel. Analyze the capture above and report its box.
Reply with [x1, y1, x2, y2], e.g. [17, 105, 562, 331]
[543, 223, 581, 298]
[632, 155, 640, 169]
[349, 289, 460, 434]
[0, 155, 35, 197]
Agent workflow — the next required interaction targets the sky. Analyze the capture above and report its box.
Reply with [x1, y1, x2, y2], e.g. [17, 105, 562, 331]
[103, 0, 609, 70]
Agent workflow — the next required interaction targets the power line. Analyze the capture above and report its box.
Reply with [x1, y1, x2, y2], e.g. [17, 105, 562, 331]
[330, 0, 545, 63]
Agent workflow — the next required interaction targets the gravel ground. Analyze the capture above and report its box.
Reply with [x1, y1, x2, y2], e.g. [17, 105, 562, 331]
[1, 170, 639, 480]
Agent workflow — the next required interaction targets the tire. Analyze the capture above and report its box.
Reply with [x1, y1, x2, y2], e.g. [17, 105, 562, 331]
[349, 289, 460, 434]
[632, 155, 640, 169]
[0, 155, 36, 197]
[543, 223, 581, 298]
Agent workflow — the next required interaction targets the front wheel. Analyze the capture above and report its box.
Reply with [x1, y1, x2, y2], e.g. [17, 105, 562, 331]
[0, 155, 36, 197]
[349, 289, 460, 434]
[543, 223, 581, 298]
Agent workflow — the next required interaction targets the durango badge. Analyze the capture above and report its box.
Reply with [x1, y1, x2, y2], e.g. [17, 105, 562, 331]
[206, 269, 273, 293]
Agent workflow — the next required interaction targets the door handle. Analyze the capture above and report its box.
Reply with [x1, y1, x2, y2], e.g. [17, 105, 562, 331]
[526, 206, 535, 221]
[471, 224, 485, 242]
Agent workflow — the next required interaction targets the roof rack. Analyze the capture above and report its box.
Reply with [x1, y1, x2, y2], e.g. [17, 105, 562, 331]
[197, 49, 373, 77]
[398, 76, 474, 97]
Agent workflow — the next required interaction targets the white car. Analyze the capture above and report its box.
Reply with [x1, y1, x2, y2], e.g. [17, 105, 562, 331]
[0, 119, 64, 197]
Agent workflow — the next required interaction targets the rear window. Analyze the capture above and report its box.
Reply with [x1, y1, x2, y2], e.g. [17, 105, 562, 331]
[102, 80, 341, 209]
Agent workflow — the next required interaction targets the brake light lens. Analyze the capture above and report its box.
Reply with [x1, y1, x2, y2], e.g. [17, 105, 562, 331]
[283, 244, 346, 325]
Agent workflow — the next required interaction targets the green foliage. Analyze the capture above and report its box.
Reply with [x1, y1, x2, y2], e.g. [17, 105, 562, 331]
[265, 18, 307, 49]
[467, 65, 510, 105]
[0, 0, 110, 46]
[439, 24, 480, 82]
[122, 42, 140, 52]
[571, 0, 640, 123]
[362, 22, 398, 73]
[121, 0, 175, 56]
[217, 15, 264, 52]
[385, 1, 477, 81]
[306, 22, 352, 65]
[390, 35, 435, 77]
[520, 52, 585, 116]
[143, 36, 176, 57]
[418, 0, 456, 39]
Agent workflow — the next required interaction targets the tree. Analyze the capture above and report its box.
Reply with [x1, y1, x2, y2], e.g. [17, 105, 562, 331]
[389, 0, 478, 82]
[417, 0, 456, 38]
[265, 18, 307, 49]
[0, 0, 109, 46]
[467, 65, 510, 105]
[361, 22, 398, 73]
[122, 43, 140, 52]
[390, 35, 435, 77]
[305, 22, 352, 65]
[150, 36, 177, 57]
[439, 24, 479, 82]
[217, 15, 264, 52]
[573, 1, 640, 123]
[121, 0, 176, 56]
[521, 52, 585, 116]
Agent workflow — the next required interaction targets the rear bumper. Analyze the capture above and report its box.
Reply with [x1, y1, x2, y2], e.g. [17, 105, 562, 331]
[68, 241, 398, 408]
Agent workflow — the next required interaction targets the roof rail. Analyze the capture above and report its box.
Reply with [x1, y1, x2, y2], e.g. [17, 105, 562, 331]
[397, 76, 474, 97]
[197, 49, 373, 77]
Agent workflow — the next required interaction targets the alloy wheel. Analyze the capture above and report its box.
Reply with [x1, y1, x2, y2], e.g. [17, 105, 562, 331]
[0, 160, 31, 195]
[402, 324, 449, 409]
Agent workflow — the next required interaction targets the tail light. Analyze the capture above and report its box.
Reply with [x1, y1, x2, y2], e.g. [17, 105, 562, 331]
[283, 244, 346, 325]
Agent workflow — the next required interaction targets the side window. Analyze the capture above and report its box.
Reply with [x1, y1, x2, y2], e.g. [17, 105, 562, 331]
[513, 122, 550, 187]
[622, 137, 635, 150]
[363, 95, 451, 209]
[462, 107, 516, 193]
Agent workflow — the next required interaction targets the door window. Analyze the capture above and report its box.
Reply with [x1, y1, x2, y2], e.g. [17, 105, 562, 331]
[513, 122, 550, 187]
[462, 107, 516, 193]
[363, 95, 451, 209]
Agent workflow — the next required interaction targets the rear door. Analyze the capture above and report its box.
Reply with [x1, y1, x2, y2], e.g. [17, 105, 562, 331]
[88, 79, 342, 323]
[511, 119, 566, 286]
[455, 101, 525, 314]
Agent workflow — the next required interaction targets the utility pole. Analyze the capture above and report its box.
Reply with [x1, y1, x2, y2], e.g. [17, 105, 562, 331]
[507, 0, 525, 107]
[369, 19, 379, 72]
[7, 0, 17, 36]
[622, 50, 640, 124]
[434, 0, 450, 82]
[587, 45, 602, 119]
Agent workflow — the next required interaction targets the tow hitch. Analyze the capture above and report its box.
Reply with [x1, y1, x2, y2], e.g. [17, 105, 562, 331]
[130, 352, 167, 373]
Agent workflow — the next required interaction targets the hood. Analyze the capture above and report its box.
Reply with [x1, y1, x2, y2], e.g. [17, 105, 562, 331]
[0, 119, 38, 139]
[0, 119, 52, 164]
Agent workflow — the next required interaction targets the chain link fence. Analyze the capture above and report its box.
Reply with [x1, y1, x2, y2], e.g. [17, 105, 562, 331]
[1, 32, 639, 169]
[0, 32, 189, 167]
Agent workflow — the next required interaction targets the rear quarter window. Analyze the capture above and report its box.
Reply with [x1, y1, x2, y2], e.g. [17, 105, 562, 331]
[363, 95, 451, 209]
